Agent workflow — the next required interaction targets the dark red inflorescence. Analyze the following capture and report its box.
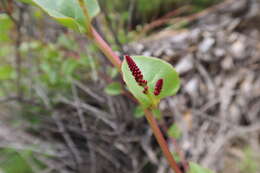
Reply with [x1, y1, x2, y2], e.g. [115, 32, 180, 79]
[125, 55, 147, 87]
[154, 78, 163, 96]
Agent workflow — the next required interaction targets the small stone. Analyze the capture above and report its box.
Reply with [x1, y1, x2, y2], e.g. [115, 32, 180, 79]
[230, 40, 245, 59]
[199, 37, 215, 53]
[214, 48, 225, 57]
[175, 54, 194, 74]
[190, 28, 201, 43]
[143, 51, 151, 56]
[153, 47, 164, 57]
[170, 32, 189, 44]
[221, 56, 234, 70]
[135, 43, 144, 54]
[184, 78, 199, 96]
[164, 49, 176, 57]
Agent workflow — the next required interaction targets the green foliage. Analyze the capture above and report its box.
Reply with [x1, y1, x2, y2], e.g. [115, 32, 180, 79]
[0, 148, 48, 173]
[191, 0, 221, 11]
[38, 46, 86, 89]
[239, 147, 259, 173]
[0, 14, 13, 42]
[133, 105, 145, 118]
[106, 67, 119, 79]
[31, 0, 100, 32]
[0, 149, 33, 173]
[0, 65, 14, 80]
[17, 0, 34, 4]
[104, 82, 123, 96]
[152, 108, 162, 119]
[137, 0, 174, 21]
[57, 34, 77, 50]
[121, 56, 180, 108]
[188, 162, 214, 173]
[172, 152, 181, 162]
[167, 124, 182, 139]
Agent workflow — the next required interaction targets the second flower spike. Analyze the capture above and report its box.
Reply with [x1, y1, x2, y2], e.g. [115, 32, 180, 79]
[154, 78, 163, 96]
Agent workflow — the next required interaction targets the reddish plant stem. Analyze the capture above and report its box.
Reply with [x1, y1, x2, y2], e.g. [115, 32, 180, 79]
[161, 121, 189, 172]
[91, 27, 122, 70]
[144, 110, 182, 173]
[88, 22, 182, 173]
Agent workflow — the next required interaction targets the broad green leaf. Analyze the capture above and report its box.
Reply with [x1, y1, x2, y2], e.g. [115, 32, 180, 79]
[188, 162, 214, 173]
[121, 56, 180, 108]
[104, 82, 123, 96]
[31, 0, 100, 32]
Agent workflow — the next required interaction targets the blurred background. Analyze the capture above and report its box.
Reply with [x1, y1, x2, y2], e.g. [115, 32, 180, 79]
[0, 0, 260, 173]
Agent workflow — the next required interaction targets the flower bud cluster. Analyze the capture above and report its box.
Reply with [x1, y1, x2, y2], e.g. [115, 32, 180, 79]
[125, 55, 147, 87]
[154, 78, 163, 96]
[125, 55, 163, 96]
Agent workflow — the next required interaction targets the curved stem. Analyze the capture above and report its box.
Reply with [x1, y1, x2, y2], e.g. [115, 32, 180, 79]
[144, 109, 182, 173]
[91, 27, 122, 70]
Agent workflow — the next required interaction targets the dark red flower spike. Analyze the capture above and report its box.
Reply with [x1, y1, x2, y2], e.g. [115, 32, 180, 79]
[154, 78, 163, 96]
[125, 55, 147, 87]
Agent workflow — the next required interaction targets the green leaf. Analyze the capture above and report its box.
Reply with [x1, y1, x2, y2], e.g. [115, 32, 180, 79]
[0, 149, 33, 173]
[40, 63, 57, 84]
[61, 59, 79, 76]
[133, 105, 145, 118]
[17, 0, 34, 4]
[0, 65, 13, 80]
[0, 14, 13, 42]
[168, 124, 182, 139]
[188, 162, 214, 173]
[104, 82, 123, 96]
[31, 0, 100, 32]
[121, 56, 180, 108]
[57, 34, 77, 50]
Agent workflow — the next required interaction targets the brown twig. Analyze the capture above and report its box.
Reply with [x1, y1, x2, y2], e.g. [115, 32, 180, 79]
[142, 5, 191, 34]
[3, 2, 25, 100]
[52, 112, 83, 167]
